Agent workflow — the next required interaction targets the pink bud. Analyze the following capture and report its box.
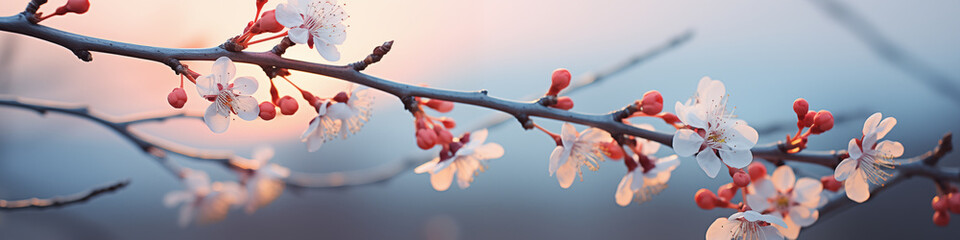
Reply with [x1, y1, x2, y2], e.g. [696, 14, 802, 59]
[802, 111, 816, 128]
[333, 91, 349, 103]
[416, 128, 437, 150]
[251, 10, 284, 34]
[732, 171, 751, 188]
[440, 117, 456, 129]
[434, 128, 453, 144]
[601, 140, 625, 160]
[259, 101, 277, 120]
[278, 95, 299, 115]
[550, 96, 574, 110]
[933, 195, 949, 212]
[820, 176, 842, 192]
[695, 189, 717, 210]
[950, 193, 960, 214]
[64, 0, 90, 14]
[810, 110, 834, 134]
[793, 98, 809, 120]
[933, 210, 950, 227]
[425, 99, 454, 113]
[717, 183, 736, 201]
[747, 162, 767, 181]
[167, 88, 187, 109]
[640, 90, 664, 115]
[547, 68, 571, 96]
[658, 112, 681, 125]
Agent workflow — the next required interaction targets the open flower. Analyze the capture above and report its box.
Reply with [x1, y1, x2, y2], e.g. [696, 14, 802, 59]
[549, 123, 612, 188]
[746, 165, 822, 239]
[672, 77, 758, 178]
[275, 0, 348, 61]
[414, 129, 505, 191]
[615, 124, 680, 206]
[196, 57, 260, 133]
[230, 147, 291, 214]
[163, 169, 246, 227]
[300, 85, 373, 152]
[706, 211, 787, 240]
[834, 112, 904, 203]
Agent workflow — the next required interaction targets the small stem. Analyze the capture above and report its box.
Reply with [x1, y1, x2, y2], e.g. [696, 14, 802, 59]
[247, 31, 288, 45]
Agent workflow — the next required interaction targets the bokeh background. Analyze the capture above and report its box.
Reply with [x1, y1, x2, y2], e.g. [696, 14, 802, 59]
[1, 0, 959, 239]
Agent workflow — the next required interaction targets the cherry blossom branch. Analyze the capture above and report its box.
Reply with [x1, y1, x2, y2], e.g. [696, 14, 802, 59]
[813, 133, 956, 226]
[0, 179, 130, 211]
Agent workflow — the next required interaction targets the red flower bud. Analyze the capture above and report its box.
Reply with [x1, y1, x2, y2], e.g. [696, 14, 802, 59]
[333, 91, 349, 103]
[167, 88, 187, 109]
[434, 128, 453, 145]
[793, 98, 809, 120]
[658, 112, 681, 125]
[810, 110, 834, 134]
[416, 128, 438, 150]
[251, 10, 284, 34]
[802, 111, 816, 128]
[640, 90, 664, 115]
[440, 117, 456, 129]
[820, 175, 842, 192]
[933, 210, 950, 227]
[278, 95, 299, 115]
[695, 189, 717, 210]
[550, 96, 574, 110]
[717, 183, 737, 201]
[933, 195, 949, 212]
[601, 140, 625, 160]
[733, 171, 751, 188]
[950, 193, 960, 214]
[425, 99, 454, 113]
[547, 68, 571, 96]
[62, 0, 90, 14]
[258, 101, 277, 120]
[748, 162, 767, 182]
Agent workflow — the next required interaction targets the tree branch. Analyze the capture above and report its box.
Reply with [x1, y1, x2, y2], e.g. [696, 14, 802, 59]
[0, 179, 130, 211]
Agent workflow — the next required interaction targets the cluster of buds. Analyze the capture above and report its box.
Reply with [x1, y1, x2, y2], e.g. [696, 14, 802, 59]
[544, 69, 574, 110]
[412, 95, 456, 150]
[259, 74, 319, 121]
[694, 185, 741, 210]
[624, 90, 682, 128]
[227, 0, 287, 50]
[786, 98, 834, 153]
[35, 0, 90, 22]
[931, 187, 960, 226]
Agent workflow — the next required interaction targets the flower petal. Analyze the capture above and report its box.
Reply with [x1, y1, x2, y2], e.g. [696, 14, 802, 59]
[203, 103, 230, 133]
[718, 149, 752, 169]
[429, 164, 456, 191]
[211, 57, 235, 84]
[579, 127, 612, 145]
[789, 206, 818, 227]
[232, 95, 261, 121]
[751, 179, 776, 197]
[178, 204, 195, 227]
[758, 213, 788, 228]
[548, 146, 564, 175]
[724, 120, 759, 150]
[772, 165, 796, 192]
[414, 158, 439, 174]
[163, 191, 192, 208]
[556, 160, 577, 189]
[288, 27, 310, 44]
[862, 112, 882, 136]
[696, 150, 722, 178]
[274, 3, 305, 27]
[705, 218, 732, 240]
[672, 129, 704, 157]
[776, 217, 801, 240]
[793, 178, 823, 207]
[761, 225, 785, 240]
[195, 74, 219, 96]
[874, 116, 897, 139]
[231, 76, 259, 96]
[847, 138, 862, 161]
[834, 158, 856, 181]
[314, 37, 341, 61]
[845, 170, 871, 203]
[615, 172, 635, 207]
[473, 143, 504, 160]
[876, 140, 904, 158]
[746, 193, 771, 211]
[560, 123, 577, 148]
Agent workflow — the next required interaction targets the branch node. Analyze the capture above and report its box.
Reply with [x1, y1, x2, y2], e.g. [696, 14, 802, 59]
[23, 0, 47, 19]
[537, 95, 558, 107]
[73, 49, 92, 62]
[351, 40, 394, 71]
[480, 89, 488, 96]
[270, 37, 295, 56]
[220, 37, 246, 52]
[400, 95, 417, 111]
[515, 114, 534, 130]
[925, 132, 953, 165]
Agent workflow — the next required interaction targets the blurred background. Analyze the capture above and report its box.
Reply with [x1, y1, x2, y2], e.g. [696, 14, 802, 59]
[1, 0, 959, 239]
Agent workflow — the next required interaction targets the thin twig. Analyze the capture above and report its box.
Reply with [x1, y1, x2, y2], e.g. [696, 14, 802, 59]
[0, 179, 130, 211]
